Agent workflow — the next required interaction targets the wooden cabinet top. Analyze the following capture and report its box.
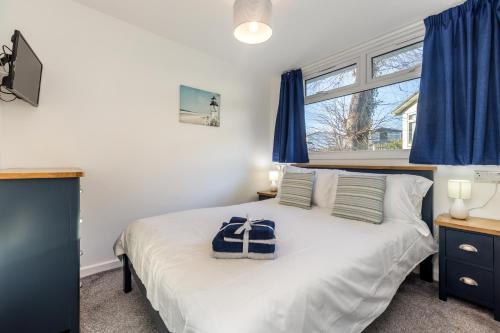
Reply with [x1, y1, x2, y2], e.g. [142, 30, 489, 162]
[0, 168, 84, 180]
[435, 213, 500, 237]
[258, 190, 277, 198]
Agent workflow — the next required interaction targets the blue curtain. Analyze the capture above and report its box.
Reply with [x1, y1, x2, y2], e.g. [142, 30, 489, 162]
[410, 0, 500, 165]
[272, 69, 309, 163]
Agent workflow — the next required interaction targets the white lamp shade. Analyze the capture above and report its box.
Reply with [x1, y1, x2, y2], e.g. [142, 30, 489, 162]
[233, 0, 272, 44]
[448, 180, 472, 199]
[269, 170, 279, 182]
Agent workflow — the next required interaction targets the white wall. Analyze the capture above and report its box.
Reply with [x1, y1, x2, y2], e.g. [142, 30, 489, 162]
[0, 0, 272, 273]
[433, 166, 500, 220]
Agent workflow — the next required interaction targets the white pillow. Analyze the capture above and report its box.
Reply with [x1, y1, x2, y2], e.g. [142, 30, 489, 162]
[384, 174, 433, 236]
[384, 174, 432, 218]
[312, 172, 338, 208]
[278, 166, 343, 208]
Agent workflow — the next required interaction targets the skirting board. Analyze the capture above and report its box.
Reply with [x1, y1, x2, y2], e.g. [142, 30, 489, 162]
[80, 259, 121, 278]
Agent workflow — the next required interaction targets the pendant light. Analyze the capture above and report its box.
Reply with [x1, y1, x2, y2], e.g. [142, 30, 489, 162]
[233, 0, 273, 44]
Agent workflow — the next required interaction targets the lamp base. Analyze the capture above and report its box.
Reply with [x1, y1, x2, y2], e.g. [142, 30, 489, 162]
[450, 198, 469, 220]
[270, 180, 277, 192]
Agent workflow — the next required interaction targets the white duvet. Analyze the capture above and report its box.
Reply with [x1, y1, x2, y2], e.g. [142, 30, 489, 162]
[114, 199, 437, 333]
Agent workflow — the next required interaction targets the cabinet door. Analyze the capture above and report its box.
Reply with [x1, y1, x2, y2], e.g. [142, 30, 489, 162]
[0, 178, 79, 333]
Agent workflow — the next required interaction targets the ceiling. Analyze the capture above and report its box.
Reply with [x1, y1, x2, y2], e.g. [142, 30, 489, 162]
[74, 0, 460, 75]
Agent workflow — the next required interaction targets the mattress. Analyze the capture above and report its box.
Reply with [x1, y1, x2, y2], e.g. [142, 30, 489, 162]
[114, 199, 437, 333]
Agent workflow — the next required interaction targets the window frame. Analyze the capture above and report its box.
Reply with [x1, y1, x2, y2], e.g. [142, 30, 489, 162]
[305, 56, 361, 105]
[302, 22, 424, 159]
[367, 40, 423, 86]
[407, 111, 417, 148]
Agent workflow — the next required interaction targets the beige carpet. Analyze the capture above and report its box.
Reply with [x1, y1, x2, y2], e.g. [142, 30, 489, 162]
[81, 269, 500, 333]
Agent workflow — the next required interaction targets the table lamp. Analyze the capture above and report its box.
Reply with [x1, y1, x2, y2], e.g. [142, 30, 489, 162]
[269, 170, 279, 192]
[448, 179, 472, 219]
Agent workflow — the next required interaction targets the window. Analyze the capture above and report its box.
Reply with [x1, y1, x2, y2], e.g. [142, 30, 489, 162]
[306, 64, 357, 97]
[372, 42, 423, 78]
[302, 23, 424, 155]
[407, 113, 417, 148]
[306, 78, 420, 152]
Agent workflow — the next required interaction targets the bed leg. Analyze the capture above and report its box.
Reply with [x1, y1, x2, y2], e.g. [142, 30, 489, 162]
[419, 256, 433, 282]
[123, 255, 132, 293]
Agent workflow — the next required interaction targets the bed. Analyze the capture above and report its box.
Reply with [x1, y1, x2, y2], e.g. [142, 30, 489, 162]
[114, 165, 437, 333]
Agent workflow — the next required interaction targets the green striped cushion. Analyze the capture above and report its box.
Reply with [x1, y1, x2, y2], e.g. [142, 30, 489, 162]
[279, 172, 314, 210]
[332, 175, 386, 224]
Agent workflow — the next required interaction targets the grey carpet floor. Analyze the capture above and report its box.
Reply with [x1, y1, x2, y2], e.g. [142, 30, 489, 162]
[81, 269, 500, 333]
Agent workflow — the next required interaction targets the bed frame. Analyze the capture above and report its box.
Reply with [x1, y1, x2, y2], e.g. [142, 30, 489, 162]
[122, 255, 171, 333]
[122, 164, 436, 333]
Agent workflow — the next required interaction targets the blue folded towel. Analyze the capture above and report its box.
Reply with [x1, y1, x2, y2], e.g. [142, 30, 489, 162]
[222, 218, 275, 241]
[228, 216, 246, 224]
[212, 232, 275, 254]
[212, 216, 276, 260]
[227, 216, 276, 229]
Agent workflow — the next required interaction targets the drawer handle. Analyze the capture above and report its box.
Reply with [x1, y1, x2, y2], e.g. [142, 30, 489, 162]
[459, 244, 478, 253]
[459, 276, 479, 287]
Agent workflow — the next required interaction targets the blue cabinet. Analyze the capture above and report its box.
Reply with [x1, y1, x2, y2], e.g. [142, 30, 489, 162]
[0, 170, 82, 333]
[438, 216, 500, 321]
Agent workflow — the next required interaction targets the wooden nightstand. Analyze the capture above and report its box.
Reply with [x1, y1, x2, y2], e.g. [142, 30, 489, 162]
[436, 214, 500, 321]
[257, 190, 277, 201]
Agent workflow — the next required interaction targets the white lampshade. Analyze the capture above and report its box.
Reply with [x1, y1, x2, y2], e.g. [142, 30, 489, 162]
[268, 170, 279, 182]
[448, 180, 472, 199]
[233, 0, 273, 44]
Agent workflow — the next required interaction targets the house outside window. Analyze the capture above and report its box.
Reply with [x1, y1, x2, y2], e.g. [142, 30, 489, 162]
[393, 93, 418, 149]
[302, 23, 424, 159]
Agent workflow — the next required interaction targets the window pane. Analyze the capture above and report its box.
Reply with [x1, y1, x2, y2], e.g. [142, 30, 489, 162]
[407, 112, 417, 148]
[305, 78, 420, 152]
[372, 42, 423, 78]
[306, 64, 357, 97]
[408, 122, 416, 146]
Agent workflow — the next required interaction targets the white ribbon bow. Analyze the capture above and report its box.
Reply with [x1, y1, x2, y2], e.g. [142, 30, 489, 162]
[235, 214, 252, 256]
[235, 214, 253, 235]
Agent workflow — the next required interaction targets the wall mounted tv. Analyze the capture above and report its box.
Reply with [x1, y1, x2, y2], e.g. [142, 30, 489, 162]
[1, 30, 43, 107]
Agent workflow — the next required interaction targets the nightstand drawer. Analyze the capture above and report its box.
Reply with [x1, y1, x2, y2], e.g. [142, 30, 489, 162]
[446, 229, 493, 268]
[257, 191, 277, 201]
[447, 260, 494, 307]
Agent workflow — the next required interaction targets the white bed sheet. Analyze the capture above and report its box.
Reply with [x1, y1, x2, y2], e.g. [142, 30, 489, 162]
[114, 199, 437, 333]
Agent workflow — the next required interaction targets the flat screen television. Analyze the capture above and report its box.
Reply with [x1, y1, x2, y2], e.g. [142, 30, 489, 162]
[2, 30, 43, 107]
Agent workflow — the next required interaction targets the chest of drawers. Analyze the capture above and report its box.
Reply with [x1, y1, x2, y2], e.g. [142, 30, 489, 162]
[0, 168, 84, 333]
[436, 214, 500, 321]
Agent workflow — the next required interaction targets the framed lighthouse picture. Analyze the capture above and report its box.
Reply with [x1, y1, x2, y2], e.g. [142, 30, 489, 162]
[179, 85, 220, 127]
